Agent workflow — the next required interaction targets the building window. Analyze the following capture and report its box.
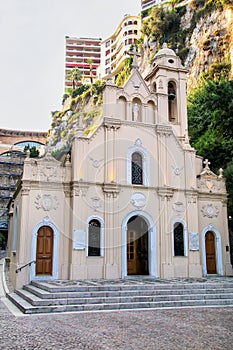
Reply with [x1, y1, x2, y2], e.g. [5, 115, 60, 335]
[173, 223, 184, 256]
[88, 219, 101, 256]
[132, 152, 143, 185]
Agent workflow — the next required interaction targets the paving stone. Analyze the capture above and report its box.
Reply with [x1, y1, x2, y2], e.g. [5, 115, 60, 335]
[0, 302, 233, 349]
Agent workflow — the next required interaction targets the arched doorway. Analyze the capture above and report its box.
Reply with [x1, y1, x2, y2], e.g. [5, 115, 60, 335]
[127, 215, 148, 275]
[36, 226, 54, 276]
[205, 231, 217, 274]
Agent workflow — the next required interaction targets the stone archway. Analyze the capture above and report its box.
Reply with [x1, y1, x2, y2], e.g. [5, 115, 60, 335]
[122, 211, 157, 278]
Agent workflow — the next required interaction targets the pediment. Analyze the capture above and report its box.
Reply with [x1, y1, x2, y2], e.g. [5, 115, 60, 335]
[122, 68, 151, 99]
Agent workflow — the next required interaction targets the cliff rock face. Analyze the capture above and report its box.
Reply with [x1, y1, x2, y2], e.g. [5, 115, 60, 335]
[140, 2, 233, 91]
[185, 6, 233, 89]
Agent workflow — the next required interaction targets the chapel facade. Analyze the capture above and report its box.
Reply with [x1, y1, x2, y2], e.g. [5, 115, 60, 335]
[7, 44, 232, 289]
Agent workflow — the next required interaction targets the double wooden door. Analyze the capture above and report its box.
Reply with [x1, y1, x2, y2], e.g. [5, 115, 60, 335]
[205, 231, 217, 274]
[127, 230, 148, 275]
[36, 226, 53, 275]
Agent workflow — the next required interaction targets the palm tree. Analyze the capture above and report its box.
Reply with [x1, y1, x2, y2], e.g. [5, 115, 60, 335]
[67, 67, 82, 89]
[87, 58, 93, 84]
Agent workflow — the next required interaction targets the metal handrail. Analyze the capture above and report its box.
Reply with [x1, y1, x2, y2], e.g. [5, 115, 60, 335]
[15, 260, 36, 273]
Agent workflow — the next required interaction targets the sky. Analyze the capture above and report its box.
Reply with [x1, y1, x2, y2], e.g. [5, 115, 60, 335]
[0, 0, 141, 132]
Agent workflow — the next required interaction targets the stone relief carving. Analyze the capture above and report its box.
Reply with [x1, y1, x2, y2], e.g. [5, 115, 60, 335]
[201, 204, 219, 218]
[131, 193, 146, 208]
[91, 197, 102, 211]
[89, 157, 104, 169]
[189, 232, 199, 251]
[172, 202, 185, 215]
[35, 194, 59, 211]
[171, 165, 183, 176]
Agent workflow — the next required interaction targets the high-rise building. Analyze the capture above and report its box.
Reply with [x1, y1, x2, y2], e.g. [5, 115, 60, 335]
[141, 0, 166, 11]
[65, 37, 102, 89]
[100, 15, 141, 79]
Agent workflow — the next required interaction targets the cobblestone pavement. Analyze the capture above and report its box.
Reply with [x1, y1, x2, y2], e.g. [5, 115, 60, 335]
[0, 300, 233, 350]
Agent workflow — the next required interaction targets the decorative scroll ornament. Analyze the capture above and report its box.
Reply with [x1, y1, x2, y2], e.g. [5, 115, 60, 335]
[201, 204, 219, 218]
[35, 194, 59, 211]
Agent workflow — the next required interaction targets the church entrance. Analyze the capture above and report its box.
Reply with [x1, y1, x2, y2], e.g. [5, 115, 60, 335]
[36, 226, 53, 275]
[205, 231, 217, 274]
[127, 216, 148, 275]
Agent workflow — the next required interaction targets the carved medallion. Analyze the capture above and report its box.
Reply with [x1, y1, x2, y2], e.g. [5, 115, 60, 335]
[201, 204, 219, 218]
[35, 194, 59, 211]
[131, 193, 146, 208]
[172, 202, 185, 214]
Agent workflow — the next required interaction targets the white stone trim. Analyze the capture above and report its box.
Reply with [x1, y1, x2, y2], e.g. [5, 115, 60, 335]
[172, 219, 188, 257]
[86, 215, 105, 257]
[201, 224, 223, 276]
[127, 139, 150, 186]
[12, 205, 19, 252]
[122, 210, 157, 278]
[30, 216, 59, 281]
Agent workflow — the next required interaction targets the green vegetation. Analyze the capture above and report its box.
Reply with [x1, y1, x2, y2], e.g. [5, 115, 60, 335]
[23, 145, 39, 158]
[115, 57, 133, 87]
[188, 77, 233, 238]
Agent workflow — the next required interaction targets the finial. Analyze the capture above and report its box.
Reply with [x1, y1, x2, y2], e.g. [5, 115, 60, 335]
[127, 45, 141, 68]
[219, 168, 223, 178]
[162, 43, 168, 49]
[203, 159, 210, 170]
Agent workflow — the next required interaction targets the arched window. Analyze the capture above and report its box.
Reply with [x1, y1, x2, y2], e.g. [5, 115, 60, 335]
[132, 152, 143, 185]
[88, 219, 101, 256]
[168, 81, 177, 123]
[173, 222, 184, 256]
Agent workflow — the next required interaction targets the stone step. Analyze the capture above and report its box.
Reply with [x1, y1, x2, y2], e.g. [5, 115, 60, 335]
[7, 291, 233, 315]
[24, 283, 233, 300]
[31, 280, 233, 294]
[7, 279, 233, 314]
[16, 287, 233, 307]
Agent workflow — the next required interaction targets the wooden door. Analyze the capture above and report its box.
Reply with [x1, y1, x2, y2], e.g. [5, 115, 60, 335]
[36, 226, 53, 275]
[205, 231, 217, 274]
[127, 230, 137, 274]
[127, 230, 148, 275]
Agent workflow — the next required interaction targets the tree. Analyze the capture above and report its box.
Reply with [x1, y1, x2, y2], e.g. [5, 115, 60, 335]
[67, 67, 82, 89]
[87, 58, 93, 84]
[188, 78, 233, 258]
[24, 145, 39, 158]
[188, 79, 233, 172]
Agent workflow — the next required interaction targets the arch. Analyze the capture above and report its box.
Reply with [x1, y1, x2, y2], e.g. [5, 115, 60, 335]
[202, 225, 223, 276]
[127, 139, 150, 186]
[172, 219, 188, 257]
[168, 81, 178, 123]
[86, 215, 104, 257]
[118, 95, 127, 120]
[30, 217, 59, 281]
[122, 210, 157, 278]
[147, 100, 156, 124]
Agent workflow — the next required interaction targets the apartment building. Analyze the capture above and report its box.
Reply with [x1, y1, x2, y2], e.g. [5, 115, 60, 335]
[65, 37, 102, 89]
[100, 15, 141, 79]
[141, 0, 166, 11]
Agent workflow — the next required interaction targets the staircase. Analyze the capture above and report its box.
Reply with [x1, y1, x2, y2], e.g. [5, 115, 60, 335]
[7, 278, 233, 314]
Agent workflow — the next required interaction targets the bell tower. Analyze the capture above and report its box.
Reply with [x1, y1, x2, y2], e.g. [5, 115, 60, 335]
[145, 43, 189, 140]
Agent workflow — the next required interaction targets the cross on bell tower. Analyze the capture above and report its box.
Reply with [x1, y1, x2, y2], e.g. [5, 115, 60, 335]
[127, 45, 141, 68]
